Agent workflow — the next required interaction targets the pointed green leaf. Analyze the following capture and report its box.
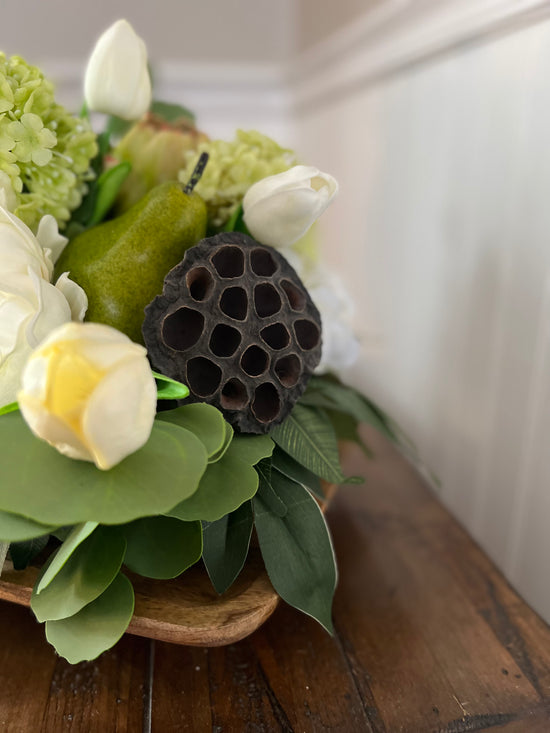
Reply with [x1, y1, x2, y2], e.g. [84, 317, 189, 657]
[122, 516, 202, 579]
[256, 459, 287, 517]
[303, 377, 400, 445]
[0, 511, 56, 542]
[202, 501, 253, 594]
[253, 477, 337, 633]
[31, 526, 126, 622]
[271, 404, 345, 484]
[45, 573, 135, 664]
[152, 371, 190, 400]
[37, 522, 98, 593]
[151, 100, 196, 124]
[272, 447, 324, 500]
[10, 536, 50, 570]
[169, 434, 274, 522]
[158, 403, 229, 460]
[0, 402, 18, 416]
[0, 413, 207, 525]
[89, 161, 131, 226]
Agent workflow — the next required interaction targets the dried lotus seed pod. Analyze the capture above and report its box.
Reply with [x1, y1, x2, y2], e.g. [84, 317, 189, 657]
[143, 232, 322, 434]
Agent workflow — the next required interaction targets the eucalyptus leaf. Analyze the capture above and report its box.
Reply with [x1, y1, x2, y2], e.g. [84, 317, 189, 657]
[31, 526, 126, 622]
[10, 536, 50, 571]
[158, 403, 228, 460]
[0, 511, 56, 542]
[169, 434, 274, 522]
[45, 573, 135, 664]
[0, 413, 207, 526]
[122, 516, 202, 579]
[272, 447, 324, 500]
[253, 477, 337, 633]
[271, 404, 345, 484]
[37, 522, 98, 594]
[152, 371, 190, 400]
[208, 420, 234, 464]
[202, 502, 253, 595]
[89, 161, 131, 226]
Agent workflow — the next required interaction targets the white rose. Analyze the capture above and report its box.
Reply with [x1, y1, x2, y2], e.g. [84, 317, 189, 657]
[84, 19, 152, 121]
[0, 206, 53, 280]
[18, 322, 157, 470]
[0, 208, 87, 408]
[243, 165, 338, 249]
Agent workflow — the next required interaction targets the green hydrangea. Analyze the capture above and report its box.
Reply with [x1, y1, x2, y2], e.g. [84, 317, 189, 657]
[179, 130, 296, 229]
[0, 53, 98, 231]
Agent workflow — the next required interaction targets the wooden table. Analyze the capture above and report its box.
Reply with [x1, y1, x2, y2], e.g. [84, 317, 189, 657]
[1, 427, 550, 732]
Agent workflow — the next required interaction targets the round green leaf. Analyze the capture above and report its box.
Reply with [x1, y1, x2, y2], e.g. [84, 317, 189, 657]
[158, 403, 229, 460]
[45, 573, 135, 664]
[31, 526, 126, 622]
[122, 516, 202, 579]
[0, 413, 208, 525]
[169, 435, 273, 522]
[0, 510, 56, 542]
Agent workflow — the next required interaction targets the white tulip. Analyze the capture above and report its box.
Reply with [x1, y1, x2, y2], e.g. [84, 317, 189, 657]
[84, 19, 152, 121]
[0, 206, 88, 408]
[18, 322, 157, 470]
[243, 165, 338, 249]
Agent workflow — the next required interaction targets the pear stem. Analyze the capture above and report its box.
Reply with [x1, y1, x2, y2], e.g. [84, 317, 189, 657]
[184, 152, 209, 194]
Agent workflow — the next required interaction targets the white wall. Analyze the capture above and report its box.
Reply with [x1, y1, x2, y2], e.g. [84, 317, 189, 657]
[292, 0, 550, 623]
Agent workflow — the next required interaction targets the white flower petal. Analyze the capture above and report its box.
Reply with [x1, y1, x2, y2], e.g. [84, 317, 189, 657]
[82, 357, 157, 469]
[36, 215, 68, 264]
[54, 273, 88, 322]
[243, 165, 338, 249]
[84, 19, 152, 121]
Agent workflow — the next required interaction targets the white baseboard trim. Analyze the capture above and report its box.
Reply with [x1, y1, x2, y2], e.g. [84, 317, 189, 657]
[290, 0, 550, 114]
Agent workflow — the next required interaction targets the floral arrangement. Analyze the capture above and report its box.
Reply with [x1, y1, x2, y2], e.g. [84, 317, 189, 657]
[0, 20, 405, 664]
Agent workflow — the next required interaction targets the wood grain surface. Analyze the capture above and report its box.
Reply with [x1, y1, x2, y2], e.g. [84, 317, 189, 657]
[2, 426, 550, 732]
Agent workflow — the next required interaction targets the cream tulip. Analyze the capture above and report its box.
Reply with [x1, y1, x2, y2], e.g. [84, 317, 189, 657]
[18, 322, 157, 470]
[242, 165, 338, 249]
[84, 19, 152, 121]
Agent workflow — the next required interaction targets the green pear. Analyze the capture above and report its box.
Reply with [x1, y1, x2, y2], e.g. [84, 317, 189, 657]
[55, 181, 207, 344]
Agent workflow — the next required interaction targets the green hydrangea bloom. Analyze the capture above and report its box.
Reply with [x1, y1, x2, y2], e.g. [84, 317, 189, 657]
[179, 130, 296, 229]
[0, 53, 98, 231]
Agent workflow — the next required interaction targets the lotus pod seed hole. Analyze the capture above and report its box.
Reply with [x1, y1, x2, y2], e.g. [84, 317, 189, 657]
[209, 324, 242, 357]
[162, 308, 204, 351]
[254, 283, 282, 318]
[212, 246, 245, 278]
[187, 357, 222, 397]
[252, 383, 281, 423]
[186, 267, 214, 301]
[274, 354, 301, 387]
[241, 345, 269, 377]
[281, 280, 306, 312]
[219, 286, 248, 321]
[294, 319, 321, 351]
[221, 378, 248, 410]
[251, 248, 277, 276]
[260, 323, 290, 351]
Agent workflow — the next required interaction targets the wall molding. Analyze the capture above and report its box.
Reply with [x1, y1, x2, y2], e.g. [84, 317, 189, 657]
[44, 59, 290, 140]
[289, 0, 550, 114]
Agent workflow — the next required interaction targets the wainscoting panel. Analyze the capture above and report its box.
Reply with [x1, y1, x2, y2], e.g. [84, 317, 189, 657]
[292, 6, 550, 622]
